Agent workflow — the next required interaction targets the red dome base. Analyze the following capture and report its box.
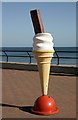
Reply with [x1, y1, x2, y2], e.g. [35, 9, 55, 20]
[31, 95, 59, 115]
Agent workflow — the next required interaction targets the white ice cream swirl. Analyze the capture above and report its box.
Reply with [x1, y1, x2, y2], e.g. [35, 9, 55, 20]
[33, 33, 54, 51]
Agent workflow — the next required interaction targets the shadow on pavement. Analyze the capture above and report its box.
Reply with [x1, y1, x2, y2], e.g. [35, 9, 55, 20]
[0, 103, 34, 114]
[0, 103, 54, 116]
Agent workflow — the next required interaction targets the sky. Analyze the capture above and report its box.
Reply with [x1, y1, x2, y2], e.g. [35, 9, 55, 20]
[2, 2, 76, 47]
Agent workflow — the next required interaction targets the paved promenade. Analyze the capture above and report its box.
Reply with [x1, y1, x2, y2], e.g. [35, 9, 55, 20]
[1, 68, 76, 118]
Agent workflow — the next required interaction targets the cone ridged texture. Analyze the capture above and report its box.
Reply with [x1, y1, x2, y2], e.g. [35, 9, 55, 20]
[33, 50, 54, 95]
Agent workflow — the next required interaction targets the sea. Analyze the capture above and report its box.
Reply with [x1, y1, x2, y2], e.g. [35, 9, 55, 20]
[0, 47, 78, 66]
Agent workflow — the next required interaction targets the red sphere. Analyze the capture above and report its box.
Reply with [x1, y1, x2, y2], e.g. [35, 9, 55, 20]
[32, 95, 59, 115]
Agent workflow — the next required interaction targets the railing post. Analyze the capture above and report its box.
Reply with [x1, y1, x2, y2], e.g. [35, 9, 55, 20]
[27, 52, 32, 63]
[54, 50, 59, 65]
[4, 51, 8, 62]
[30, 56, 31, 63]
[7, 56, 8, 62]
[57, 57, 59, 65]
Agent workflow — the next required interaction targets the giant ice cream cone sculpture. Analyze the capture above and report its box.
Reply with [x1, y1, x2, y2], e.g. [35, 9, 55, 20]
[33, 50, 54, 95]
[32, 32, 55, 96]
[30, 9, 59, 115]
[31, 33, 59, 115]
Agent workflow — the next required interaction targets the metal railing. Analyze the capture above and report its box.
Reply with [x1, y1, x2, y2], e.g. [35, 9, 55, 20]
[0, 49, 78, 65]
